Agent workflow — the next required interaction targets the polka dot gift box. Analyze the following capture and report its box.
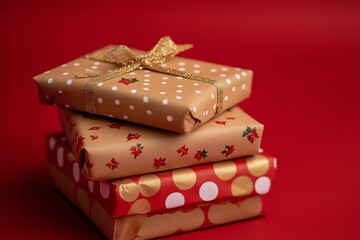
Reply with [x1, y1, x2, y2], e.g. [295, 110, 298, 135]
[47, 133, 276, 239]
[59, 105, 264, 181]
[34, 36, 253, 133]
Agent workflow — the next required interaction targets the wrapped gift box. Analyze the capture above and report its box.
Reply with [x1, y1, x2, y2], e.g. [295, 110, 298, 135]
[47, 133, 276, 218]
[59, 106, 264, 180]
[34, 36, 253, 133]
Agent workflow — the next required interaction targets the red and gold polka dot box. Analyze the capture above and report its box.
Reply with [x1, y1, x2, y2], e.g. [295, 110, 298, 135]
[34, 37, 253, 133]
[59, 106, 264, 181]
[48, 133, 276, 239]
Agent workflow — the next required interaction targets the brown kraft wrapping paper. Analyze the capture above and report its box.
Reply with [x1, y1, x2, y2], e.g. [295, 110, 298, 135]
[47, 136, 265, 239]
[34, 39, 253, 133]
[59, 106, 264, 180]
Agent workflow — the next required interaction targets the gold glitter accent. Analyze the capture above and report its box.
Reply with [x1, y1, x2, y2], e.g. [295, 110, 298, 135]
[76, 36, 224, 115]
[246, 154, 270, 177]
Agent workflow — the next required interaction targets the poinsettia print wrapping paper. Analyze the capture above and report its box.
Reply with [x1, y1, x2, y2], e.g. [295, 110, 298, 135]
[59, 106, 264, 180]
[47, 133, 276, 218]
[48, 134, 273, 240]
[34, 42, 252, 133]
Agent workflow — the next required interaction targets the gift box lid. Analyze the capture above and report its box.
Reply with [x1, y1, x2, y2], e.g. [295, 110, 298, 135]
[34, 36, 253, 133]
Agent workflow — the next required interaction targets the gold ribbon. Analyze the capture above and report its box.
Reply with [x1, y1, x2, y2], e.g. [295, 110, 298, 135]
[76, 36, 224, 115]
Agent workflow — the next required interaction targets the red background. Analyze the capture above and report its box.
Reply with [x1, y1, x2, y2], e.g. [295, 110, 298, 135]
[1, 0, 360, 239]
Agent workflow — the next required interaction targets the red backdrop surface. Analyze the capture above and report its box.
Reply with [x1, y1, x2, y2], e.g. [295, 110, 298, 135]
[1, 0, 360, 239]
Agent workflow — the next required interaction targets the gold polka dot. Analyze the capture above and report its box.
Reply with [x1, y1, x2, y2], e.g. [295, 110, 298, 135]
[138, 174, 161, 197]
[172, 168, 197, 190]
[76, 188, 90, 216]
[208, 196, 262, 225]
[246, 154, 270, 177]
[90, 201, 114, 239]
[118, 178, 140, 202]
[128, 199, 151, 215]
[231, 176, 253, 197]
[213, 161, 237, 180]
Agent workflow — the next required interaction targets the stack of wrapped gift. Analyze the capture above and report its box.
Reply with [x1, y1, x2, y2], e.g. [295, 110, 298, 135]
[34, 36, 277, 239]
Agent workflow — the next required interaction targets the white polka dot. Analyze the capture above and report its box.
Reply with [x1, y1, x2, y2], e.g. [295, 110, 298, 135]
[176, 90, 182, 93]
[226, 79, 232, 85]
[194, 70, 200, 73]
[144, 70, 150, 73]
[129, 72, 136, 75]
[123, 115, 128, 119]
[130, 89, 137, 94]
[65, 104, 70, 108]
[146, 109, 152, 115]
[161, 63, 167, 67]
[143, 83, 150, 85]
[94, 61, 101, 65]
[144, 74, 150, 77]
[143, 88, 149, 91]
[129, 105, 135, 110]
[178, 62, 186, 66]
[72, 163, 80, 183]
[88, 180, 94, 193]
[160, 92, 166, 95]
[107, 69, 113, 73]
[138, 54, 145, 58]
[210, 68, 217, 72]
[165, 192, 185, 209]
[235, 74, 241, 79]
[58, 90, 63, 94]
[161, 81, 167, 84]
[143, 96, 149, 103]
[63, 72, 69, 76]
[255, 177, 271, 195]
[44, 71, 50, 74]
[213, 104, 217, 109]
[211, 93, 215, 99]
[274, 158, 278, 169]
[114, 99, 120, 105]
[61, 64, 67, 67]
[199, 182, 218, 201]
[193, 83, 200, 86]
[202, 112, 206, 116]
[162, 77, 168, 80]
[91, 66, 98, 69]
[176, 96, 182, 100]
[108, 114, 113, 117]
[73, 62, 80, 66]
[241, 72, 247, 76]
[193, 106, 197, 112]
[97, 82, 103, 87]
[112, 86, 117, 91]
[178, 67, 185, 71]
[205, 110, 209, 115]
[166, 115, 173, 122]
[242, 83, 246, 90]
[258, 148, 264, 153]
[49, 137, 56, 150]
[100, 181, 110, 199]
[193, 64, 200, 68]
[195, 90, 201, 94]
[144, 79, 150, 82]
[177, 76, 183, 79]
[232, 86, 236, 92]
[177, 85, 183, 88]
[221, 67, 228, 71]
[220, 74, 226, 77]
[162, 99, 168, 105]
[66, 79, 72, 85]
[47, 78, 53, 84]
[56, 147, 64, 167]
[98, 98, 103, 103]
[224, 96, 228, 101]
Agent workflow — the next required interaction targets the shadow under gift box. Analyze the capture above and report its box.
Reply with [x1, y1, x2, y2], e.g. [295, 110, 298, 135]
[33, 42, 252, 134]
[47, 133, 277, 239]
[59, 106, 264, 181]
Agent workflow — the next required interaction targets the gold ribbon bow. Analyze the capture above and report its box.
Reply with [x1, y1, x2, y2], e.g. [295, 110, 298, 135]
[77, 36, 224, 115]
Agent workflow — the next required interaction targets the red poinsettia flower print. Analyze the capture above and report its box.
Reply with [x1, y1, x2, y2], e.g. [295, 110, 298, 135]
[90, 135, 98, 140]
[215, 121, 227, 125]
[105, 157, 119, 170]
[118, 77, 139, 85]
[153, 157, 167, 169]
[194, 149, 208, 161]
[221, 145, 235, 157]
[76, 136, 85, 153]
[242, 126, 260, 144]
[130, 143, 144, 159]
[127, 133, 141, 141]
[108, 122, 124, 129]
[85, 158, 94, 169]
[226, 117, 235, 120]
[89, 126, 100, 130]
[177, 145, 189, 157]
